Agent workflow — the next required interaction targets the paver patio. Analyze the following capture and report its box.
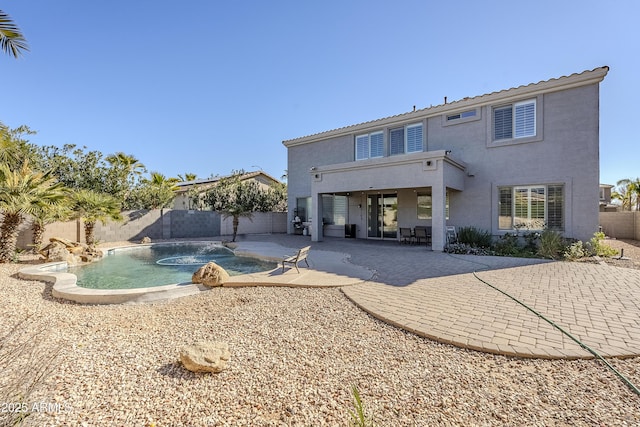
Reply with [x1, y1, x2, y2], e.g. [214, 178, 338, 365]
[231, 234, 640, 359]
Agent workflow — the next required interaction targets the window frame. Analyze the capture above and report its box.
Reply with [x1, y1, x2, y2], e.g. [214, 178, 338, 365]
[498, 184, 564, 231]
[406, 123, 424, 153]
[355, 131, 384, 160]
[388, 122, 424, 157]
[490, 98, 540, 146]
[322, 194, 348, 225]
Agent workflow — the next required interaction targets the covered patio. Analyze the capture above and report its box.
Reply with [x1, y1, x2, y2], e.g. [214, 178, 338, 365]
[307, 150, 467, 251]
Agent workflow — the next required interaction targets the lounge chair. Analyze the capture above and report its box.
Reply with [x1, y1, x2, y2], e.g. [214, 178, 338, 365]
[282, 245, 311, 273]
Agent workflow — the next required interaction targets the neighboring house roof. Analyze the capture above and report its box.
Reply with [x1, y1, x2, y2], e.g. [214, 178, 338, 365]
[282, 66, 609, 147]
[174, 171, 281, 194]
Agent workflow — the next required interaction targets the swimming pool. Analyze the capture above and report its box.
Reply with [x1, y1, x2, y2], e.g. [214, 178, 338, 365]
[67, 242, 277, 290]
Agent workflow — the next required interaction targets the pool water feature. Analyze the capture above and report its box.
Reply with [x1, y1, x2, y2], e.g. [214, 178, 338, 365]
[67, 242, 277, 290]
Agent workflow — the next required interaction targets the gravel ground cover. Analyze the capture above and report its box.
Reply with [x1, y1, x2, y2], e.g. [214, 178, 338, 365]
[1, 242, 639, 426]
[603, 238, 640, 270]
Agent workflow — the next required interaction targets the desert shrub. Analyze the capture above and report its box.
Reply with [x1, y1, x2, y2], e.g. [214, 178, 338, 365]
[588, 232, 618, 257]
[444, 242, 493, 255]
[537, 229, 565, 259]
[457, 226, 493, 248]
[0, 316, 62, 427]
[492, 233, 522, 256]
[522, 231, 541, 252]
[564, 240, 586, 260]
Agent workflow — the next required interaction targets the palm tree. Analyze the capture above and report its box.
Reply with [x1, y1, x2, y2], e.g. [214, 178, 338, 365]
[178, 173, 198, 182]
[0, 161, 67, 263]
[30, 202, 72, 253]
[612, 178, 640, 211]
[0, 122, 37, 170]
[106, 152, 146, 200]
[71, 190, 122, 246]
[106, 152, 146, 181]
[0, 10, 28, 58]
[143, 172, 179, 209]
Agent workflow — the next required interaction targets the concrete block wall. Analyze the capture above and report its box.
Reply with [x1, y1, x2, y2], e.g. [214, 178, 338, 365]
[168, 210, 221, 238]
[14, 211, 287, 250]
[95, 210, 164, 242]
[599, 212, 640, 240]
[220, 212, 288, 237]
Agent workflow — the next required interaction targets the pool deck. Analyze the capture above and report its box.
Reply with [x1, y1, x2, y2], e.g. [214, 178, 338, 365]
[20, 235, 640, 360]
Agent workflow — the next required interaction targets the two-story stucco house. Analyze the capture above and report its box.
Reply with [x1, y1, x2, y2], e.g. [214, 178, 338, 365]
[283, 67, 609, 251]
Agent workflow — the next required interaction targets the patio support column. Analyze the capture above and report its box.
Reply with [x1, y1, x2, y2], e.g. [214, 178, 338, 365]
[311, 191, 323, 242]
[431, 181, 446, 252]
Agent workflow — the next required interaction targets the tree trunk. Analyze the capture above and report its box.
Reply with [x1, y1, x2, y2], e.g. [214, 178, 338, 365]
[84, 221, 96, 247]
[232, 216, 239, 242]
[31, 222, 45, 253]
[0, 213, 23, 263]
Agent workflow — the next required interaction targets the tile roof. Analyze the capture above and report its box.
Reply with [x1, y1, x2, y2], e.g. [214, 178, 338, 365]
[283, 66, 609, 147]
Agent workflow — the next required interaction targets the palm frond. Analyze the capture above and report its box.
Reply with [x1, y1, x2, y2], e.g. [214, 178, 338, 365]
[0, 10, 29, 58]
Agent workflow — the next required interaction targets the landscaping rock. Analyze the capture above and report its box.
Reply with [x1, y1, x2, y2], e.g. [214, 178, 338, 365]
[191, 262, 230, 287]
[180, 341, 230, 373]
[140, 236, 151, 244]
[39, 238, 104, 265]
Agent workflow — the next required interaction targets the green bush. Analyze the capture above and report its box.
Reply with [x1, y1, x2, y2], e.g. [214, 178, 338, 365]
[457, 226, 493, 248]
[588, 232, 618, 257]
[492, 233, 519, 256]
[564, 240, 586, 260]
[537, 229, 565, 259]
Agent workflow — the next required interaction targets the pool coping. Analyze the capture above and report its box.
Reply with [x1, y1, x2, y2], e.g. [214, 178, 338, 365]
[18, 241, 374, 304]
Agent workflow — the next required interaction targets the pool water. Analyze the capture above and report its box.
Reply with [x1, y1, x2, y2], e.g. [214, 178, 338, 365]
[68, 242, 276, 290]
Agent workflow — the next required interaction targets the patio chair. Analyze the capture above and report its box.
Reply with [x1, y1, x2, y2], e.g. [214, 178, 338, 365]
[414, 226, 431, 246]
[399, 227, 413, 244]
[446, 226, 458, 245]
[282, 245, 311, 273]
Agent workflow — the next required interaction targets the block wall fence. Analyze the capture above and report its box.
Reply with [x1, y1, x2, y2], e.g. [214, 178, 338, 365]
[599, 212, 640, 240]
[14, 210, 288, 249]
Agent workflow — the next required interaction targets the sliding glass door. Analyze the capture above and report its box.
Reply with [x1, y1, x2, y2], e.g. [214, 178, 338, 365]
[367, 194, 397, 239]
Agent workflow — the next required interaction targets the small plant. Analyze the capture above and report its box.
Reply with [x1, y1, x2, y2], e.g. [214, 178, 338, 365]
[457, 226, 493, 248]
[537, 229, 565, 259]
[522, 231, 541, 252]
[445, 242, 493, 255]
[492, 232, 521, 256]
[588, 232, 618, 257]
[348, 385, 374, 427]
[564, 240, 586, 260]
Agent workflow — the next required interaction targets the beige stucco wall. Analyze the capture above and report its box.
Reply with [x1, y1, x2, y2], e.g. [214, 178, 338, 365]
[599, 212, 640, 240]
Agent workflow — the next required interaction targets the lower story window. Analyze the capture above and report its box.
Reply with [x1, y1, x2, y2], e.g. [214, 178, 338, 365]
[296, 197, 311, 222]
[499, 185, 563, 230]
[322, 195, 347, 225]
[416, 191, 449, 220]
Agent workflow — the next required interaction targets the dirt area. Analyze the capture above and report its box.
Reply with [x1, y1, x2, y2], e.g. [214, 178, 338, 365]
[601, 238, 640, 270]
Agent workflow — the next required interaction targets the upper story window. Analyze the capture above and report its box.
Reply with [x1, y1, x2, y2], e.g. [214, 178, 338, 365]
[446, 110, 476, 121]
[389, 123, 423, 156]
[355, 131, 384, 160]
[493, 99, 536, 140]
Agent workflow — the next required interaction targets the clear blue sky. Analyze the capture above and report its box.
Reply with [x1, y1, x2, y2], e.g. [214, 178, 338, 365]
[2, 1, 637, 186]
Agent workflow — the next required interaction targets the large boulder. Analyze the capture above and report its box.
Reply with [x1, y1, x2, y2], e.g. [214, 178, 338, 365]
[39, 237, 104, 265]
[180, 341, 230, 373]
[39, 241, 78, 263]
[192, 262, 230, 287]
